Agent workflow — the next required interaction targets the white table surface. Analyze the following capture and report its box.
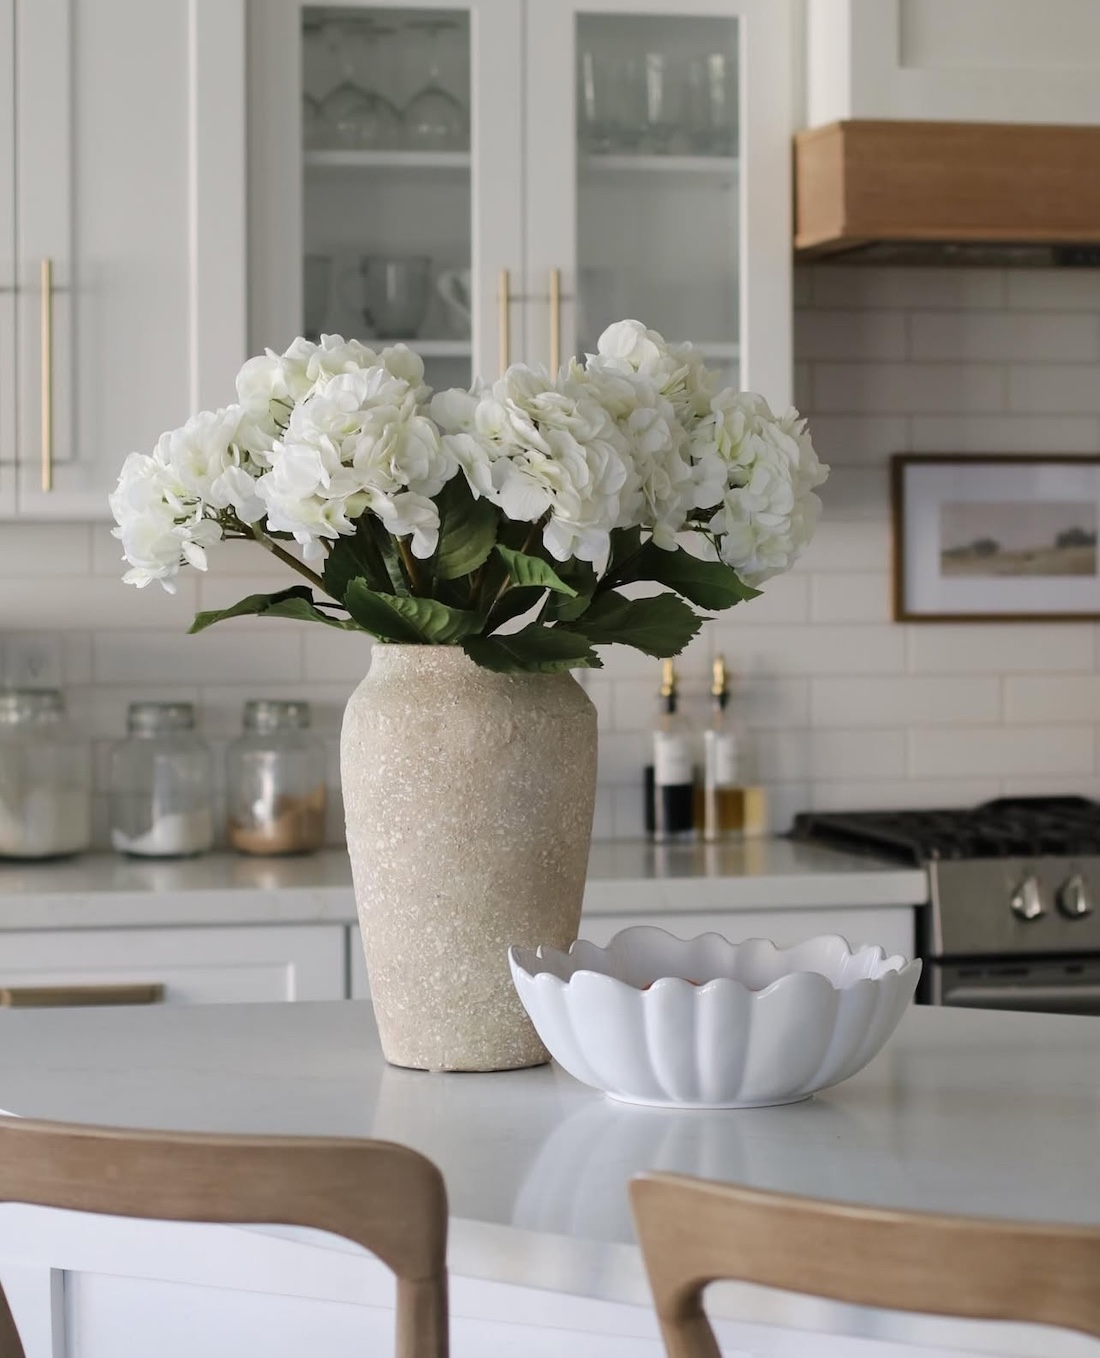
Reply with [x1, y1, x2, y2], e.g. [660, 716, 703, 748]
[0, 839, 927, 930]
[0, 999, 1095, 1354]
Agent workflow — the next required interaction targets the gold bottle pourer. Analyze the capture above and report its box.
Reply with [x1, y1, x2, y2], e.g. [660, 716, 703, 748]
[660, 658, 677, 698]
[711, 655, 728, 698]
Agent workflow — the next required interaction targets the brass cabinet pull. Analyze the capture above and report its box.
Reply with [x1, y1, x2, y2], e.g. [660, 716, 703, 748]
[40, 257, 53, 492]
[498, 267, 511, 375]
[0, 983, 165, 1009]
[548, 267, 561, 374]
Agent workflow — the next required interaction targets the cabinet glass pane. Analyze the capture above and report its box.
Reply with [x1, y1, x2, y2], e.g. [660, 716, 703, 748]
[301, 6, 472, 390]
[575, 13, 739, 382]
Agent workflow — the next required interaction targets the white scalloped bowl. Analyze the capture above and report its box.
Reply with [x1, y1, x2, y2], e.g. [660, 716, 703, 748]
[508, 927, 922, 1109]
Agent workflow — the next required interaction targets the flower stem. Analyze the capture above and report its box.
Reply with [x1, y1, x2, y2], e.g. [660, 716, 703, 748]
[250, 527, 330, 597]
[396, 536, 424, 595]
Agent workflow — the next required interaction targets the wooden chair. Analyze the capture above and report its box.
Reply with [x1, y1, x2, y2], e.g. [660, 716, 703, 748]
[0, 1117, 448, 1358]
[630, 1173, 1100, 1358]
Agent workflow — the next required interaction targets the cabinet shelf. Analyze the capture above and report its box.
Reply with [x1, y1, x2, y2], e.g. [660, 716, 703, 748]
[304, 149, 471, 172]
[580, 154, 739, 177]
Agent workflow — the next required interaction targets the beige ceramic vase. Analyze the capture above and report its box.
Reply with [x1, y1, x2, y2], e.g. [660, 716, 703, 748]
[340, 644, 598, 1072]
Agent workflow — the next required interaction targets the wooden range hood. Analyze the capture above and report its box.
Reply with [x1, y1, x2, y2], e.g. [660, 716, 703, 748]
[794, 120, 1100, 265]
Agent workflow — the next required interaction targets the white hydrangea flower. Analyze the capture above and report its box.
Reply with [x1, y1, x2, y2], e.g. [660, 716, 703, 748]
[257, 361, 455, 559]
[694, 390, 829, 584]
[567, 359, 693, 551]
[437, 365, 630, 564]
[590, 320, 715, 425]
[109, 404, 267, 592]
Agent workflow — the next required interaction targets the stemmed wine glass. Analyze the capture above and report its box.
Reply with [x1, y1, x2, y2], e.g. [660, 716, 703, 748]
[319, 16, 402, 150]
[401, 17, 468, 151]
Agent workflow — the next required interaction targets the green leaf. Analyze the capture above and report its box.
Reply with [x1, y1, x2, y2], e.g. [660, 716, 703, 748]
[462, 626, 602, 674]
[494, 545, 577, 595]
[433, 478, 499, 581]
[567, 589, 705, 658]
[625, 543, 761, 610]
[485, 585, 547, 633]
[323, 532, 389, 601]
[344, 581, 486, 644]
[188, 586, 359, 635]
[543, 558, 597, 623]
[607, 525, 642, 573]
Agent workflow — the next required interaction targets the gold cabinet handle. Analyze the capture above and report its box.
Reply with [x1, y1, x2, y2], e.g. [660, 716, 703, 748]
[0, 983, 165, 1009]
[40, 257, 53, 492]
[498, 268, 511, 375]
[548, 267, 561, 374]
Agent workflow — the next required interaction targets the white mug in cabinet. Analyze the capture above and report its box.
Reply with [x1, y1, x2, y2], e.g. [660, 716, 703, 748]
[435, 267, 471, 337]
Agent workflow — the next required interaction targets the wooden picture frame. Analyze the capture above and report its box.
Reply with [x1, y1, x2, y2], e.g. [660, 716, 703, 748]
[891, 454, 1100, 623]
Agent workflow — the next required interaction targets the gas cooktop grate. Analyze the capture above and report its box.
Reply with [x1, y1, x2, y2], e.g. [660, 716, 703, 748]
[791, 796, 1100, 863]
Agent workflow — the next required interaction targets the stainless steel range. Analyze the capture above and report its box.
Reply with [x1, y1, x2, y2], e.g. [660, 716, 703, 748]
[792, 797, 1100, 1015]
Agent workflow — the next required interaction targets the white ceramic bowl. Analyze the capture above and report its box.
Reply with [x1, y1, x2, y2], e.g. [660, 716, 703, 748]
[509, 927, 922, 1109]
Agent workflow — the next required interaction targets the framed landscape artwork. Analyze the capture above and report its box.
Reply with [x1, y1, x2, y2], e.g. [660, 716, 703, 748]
[891, 454, 1100, 622]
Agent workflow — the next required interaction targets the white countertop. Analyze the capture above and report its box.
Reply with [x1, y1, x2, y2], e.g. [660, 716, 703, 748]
[0, 839, 927, 930]
[0, 999, 1094, 1354]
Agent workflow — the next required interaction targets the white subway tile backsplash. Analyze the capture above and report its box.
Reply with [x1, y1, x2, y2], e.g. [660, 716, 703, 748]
[907, 624, 1095, 674]
[909, 414, 1100, 454]
[810, 573, 891, 623]
[794, 309, 907, 361]
[911, 311, 1098, 363]
[1008, 364, 1100, 415]
[811, 676, 1000, 727]
[814, 363, 1006, 416]
[812, 267, 1006, 311]
[1007, 270, 1100, 311]
[809, 778, 1002, 811]
[12, 265, 1100, 847]
[909, 725, 1095, 778]
[1004, 675, 1100, 724]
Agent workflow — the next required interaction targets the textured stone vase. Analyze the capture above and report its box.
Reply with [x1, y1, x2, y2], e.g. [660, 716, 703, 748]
[340, 644, 597, 1072]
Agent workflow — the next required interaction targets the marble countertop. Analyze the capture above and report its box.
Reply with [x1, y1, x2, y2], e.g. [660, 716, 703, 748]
[0, 999, 1094, 1353]
[0, 839, 927, 930]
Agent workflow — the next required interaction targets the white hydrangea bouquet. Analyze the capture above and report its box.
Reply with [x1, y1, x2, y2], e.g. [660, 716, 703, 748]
[109, 321, 828, 672]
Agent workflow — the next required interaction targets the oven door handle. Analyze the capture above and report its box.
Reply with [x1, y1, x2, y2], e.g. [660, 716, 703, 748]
[944, 982, 1100, 1013]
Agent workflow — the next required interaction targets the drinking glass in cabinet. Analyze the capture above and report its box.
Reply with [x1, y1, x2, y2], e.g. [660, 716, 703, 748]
[0, 690, 91, 860]
[227, 701, 327, 857]
[302, 92, 325, 150]
[318, 16, 402, 150]
[303, 254, 331, 341]
[109, 703, 215, 859]
[347, 254, 432, 339]
[400, 17, 469, 151]
[685, 53, 736, 156]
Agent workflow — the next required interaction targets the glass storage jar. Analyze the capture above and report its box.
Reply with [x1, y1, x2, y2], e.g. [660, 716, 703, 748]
[109, 702, 214, 858]
[0, 689, 91, 859]
[227, 700, 327, 856]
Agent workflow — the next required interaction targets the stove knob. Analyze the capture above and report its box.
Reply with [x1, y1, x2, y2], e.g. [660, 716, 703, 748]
[1009, 875, 1044, 921]
[1057, 873, 1092, 919]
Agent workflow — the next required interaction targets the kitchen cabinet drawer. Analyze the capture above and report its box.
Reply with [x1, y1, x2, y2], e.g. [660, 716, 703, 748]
[0, 925, 346, 1005]
[348, 908, 915, 1001]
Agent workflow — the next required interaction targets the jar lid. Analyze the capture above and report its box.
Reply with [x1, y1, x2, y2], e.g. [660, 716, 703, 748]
[0, 688, 65, 724]
[127, 701, 197, 734]
[243, 699, 312, 733]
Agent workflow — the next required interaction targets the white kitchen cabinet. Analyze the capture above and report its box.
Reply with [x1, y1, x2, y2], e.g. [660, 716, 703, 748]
[0, 924, 347, 1004]
[805, 0, 1100, 128]
[0, 0, 246, 520]
[249, 0, 792, 405]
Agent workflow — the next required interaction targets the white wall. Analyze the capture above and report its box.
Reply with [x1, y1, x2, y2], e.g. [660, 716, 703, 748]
[6, 263, 1100, 845]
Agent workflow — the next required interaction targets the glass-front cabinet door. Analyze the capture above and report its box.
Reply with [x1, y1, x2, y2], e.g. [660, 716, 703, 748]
[525, 0, 791, 405]
[249, 0, 522, 393]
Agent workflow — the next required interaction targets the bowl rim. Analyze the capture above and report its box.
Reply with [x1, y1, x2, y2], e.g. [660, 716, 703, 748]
[508, 926, 922, 1000]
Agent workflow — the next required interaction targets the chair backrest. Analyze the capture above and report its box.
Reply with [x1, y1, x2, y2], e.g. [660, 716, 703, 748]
[0, 1117, 448, 1358]
[630, 1172, 1100, 1358]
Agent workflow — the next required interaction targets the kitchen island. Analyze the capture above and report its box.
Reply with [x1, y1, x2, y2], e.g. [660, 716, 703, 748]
[0, 999, 1094, 1358]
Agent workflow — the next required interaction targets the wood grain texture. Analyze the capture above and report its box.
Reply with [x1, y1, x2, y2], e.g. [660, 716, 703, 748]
[630, 1173, 1100, 1358]
[795, 120, 1100, 257]
[0, 1117, 448, 1358]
